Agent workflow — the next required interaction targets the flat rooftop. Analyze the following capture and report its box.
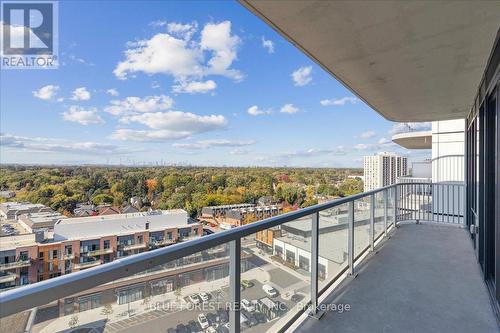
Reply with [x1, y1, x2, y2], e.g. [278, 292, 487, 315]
[296, 223, 499, 333]
[56, 209, 186, 225]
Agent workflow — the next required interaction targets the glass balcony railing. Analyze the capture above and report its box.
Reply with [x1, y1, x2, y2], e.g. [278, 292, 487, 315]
[73, 260, 102, 270]
[0, 259, 32, 271]
[87, 248, 114, 256]
[0, 182, 464, 333]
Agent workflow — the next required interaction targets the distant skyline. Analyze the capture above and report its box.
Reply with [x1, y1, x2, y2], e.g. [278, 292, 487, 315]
[0, 1, 431, 167]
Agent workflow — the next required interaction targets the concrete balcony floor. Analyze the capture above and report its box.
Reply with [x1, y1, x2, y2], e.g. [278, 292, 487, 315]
[296, 223, 499, 333]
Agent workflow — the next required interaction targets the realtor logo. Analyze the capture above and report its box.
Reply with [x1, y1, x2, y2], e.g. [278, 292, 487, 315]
[1, 1, 58, 69]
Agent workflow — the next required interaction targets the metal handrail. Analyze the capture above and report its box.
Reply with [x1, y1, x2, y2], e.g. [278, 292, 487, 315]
[0, 182, 463, 320]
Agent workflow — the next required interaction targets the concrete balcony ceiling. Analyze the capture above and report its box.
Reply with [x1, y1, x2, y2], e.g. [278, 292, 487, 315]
[240, 1, 500, 121]
[392, 130, 432, 149]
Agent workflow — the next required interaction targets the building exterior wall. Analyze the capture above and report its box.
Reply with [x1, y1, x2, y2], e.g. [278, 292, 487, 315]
[432, 119, 465, 182]
[364, 152, 408, 191]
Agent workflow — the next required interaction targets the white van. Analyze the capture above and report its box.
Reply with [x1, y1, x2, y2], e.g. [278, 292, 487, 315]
[262, 284, 278, 297]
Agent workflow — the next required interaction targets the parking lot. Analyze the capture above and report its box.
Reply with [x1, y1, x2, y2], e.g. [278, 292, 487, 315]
[103, 279, 301, 333]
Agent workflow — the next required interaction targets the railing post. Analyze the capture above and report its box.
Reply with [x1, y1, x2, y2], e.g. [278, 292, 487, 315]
[229, 239, 241, 333]
[309, 212, 323, 319]
[370, 194, 375, 251]
[348, 201, 354, 275]
[384, 189, 388, 236]
[394, 185, 398, 227]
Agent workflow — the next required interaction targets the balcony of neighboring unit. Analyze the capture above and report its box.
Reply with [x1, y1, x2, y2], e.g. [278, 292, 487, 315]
[149, 239, 175, 248]
[62, 253, 75, 260]
[0, 259, 31, 271]
[120, 242, 146, 251]
[73, 260, 102, 270]
[392, 130, 432, 149]
[87, 248, 113, 256]
[0, 272, 17, 284]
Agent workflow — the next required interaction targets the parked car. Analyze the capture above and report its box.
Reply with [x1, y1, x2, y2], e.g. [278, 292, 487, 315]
[189, 294, 201, 304]
[166, 328, 177, 333]
[216, 325, 229, 333]
[262, 284, 278, 297]
[206, 312, 218, 325]
[187, 320, 201, 333]
[291, 293, 304, 303]
[199, 292, 210, 302]
[242, 310, 258, 327]
[206, 327, 217, 333]
[197, 314, 209, 329]
[241, 280, 254, 288]
[217, 308, 229, 323]
[241, 299, 255, 312]
[176, 324, 189, 333]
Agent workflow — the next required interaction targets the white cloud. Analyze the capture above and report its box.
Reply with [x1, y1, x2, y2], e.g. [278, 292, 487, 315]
[122, 111, 227, 131]
[354, 143, 373, 150]
[173, 139, 255, 150]
[261, 37, 274, 54]
[281, 146, 347, 158]
[0, 134, 126, 155]
[71, 87, 91, 101]
[230, 149, 250, 155]
[320, 96, 359, 106]
[200, 21, 242, 80]
[360, 130, 376, 139]
[247, 105, 271, 116]
[106, 88, 119, 96]
[62, 106, 104, 125]
[291, 66, 312, 86]
[109, 129, 192, 142]
[68, 54, 94, 66]
[105, 95, 174, 116]
[167, 22, 198, 41]
[111, 111, 227, 142]
[114, 21, 242, 82]
[33, 85, 59, 100]
[378, 137, 390, 144]
[280, 104, 299, 114]
[172, 80, 216, 94]
[389, 122, 431, 135]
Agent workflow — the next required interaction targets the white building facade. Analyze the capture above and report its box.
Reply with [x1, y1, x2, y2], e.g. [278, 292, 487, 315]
[363, 152, 408, 192]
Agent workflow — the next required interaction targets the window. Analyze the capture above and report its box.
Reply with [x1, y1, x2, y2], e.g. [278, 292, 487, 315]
[39, 252, 44, 259]
[52, 250, 58, 259]
[103, 240, 110, 249]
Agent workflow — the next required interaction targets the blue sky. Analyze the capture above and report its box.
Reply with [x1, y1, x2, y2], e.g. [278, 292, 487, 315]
[0, 0, 430, 167]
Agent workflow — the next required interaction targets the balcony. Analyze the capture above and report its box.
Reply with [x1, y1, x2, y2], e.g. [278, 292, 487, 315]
[120, 242, 147, 251]
[62, 253, 75, 260]
[149, 238, 176, 248]
[87, 248, 113, 256]
[0, 272, 17, 284]
[73, 260, 102, 270]
[0, 183, 497, 333]
[0, 260, 31, 271]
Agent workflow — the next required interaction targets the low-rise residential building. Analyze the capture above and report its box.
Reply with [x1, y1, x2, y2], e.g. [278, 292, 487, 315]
[17, 211, 67, 233]
[0, 202, 53, 220]
[0, 209, 203, 290]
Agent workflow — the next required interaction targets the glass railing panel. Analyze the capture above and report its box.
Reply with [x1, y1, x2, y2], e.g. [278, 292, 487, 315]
[354, 197, 371, 259]
[246, 215, 312, 332]
[374, 192, 385, 240]
[318, 204, 349, 290]
[388, 187, 395, 227]
[12, 243, 232, 333]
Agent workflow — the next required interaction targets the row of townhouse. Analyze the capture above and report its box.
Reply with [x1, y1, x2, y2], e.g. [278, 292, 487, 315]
[0, 209, 202, 290]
